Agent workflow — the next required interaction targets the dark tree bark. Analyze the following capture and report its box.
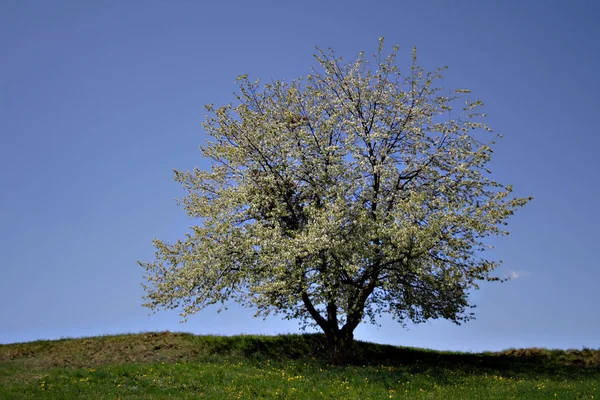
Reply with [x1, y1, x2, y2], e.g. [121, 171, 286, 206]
[324, 326, 355, 365]
[302, 278, 377, 364]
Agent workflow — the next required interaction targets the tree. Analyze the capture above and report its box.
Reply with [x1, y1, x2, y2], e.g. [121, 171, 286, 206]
[140, 39, 531, 364]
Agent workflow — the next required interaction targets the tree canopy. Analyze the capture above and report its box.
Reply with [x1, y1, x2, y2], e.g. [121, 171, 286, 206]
[140, 39, 531, 363]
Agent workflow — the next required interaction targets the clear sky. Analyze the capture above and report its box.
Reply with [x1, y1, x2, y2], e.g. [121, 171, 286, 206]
[1, 0, 599, 352]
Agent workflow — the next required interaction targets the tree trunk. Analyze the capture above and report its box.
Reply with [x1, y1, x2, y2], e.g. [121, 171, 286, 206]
[325, 329, 354, 365]
[300, 292, 357, 364]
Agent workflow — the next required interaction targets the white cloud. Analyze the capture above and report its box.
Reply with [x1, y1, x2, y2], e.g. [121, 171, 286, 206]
[507, 270, 531, 280]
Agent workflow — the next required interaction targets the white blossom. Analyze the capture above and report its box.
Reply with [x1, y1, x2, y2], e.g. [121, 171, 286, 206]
[140, 39, 531, 363]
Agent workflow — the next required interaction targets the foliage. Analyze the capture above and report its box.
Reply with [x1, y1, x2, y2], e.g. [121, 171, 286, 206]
[139, 38, 531, 362]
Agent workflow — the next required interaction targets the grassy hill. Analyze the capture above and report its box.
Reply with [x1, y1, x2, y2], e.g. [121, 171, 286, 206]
[1, 332, 598, 399]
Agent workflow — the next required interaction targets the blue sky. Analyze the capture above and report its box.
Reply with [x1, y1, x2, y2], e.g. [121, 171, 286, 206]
[1, 0, 599, 352]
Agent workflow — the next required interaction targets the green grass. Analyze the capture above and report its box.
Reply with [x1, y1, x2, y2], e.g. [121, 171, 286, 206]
[1, 332, 598, 399]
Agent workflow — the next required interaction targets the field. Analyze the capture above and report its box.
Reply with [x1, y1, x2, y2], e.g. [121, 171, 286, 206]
[1, 332, 598, 399]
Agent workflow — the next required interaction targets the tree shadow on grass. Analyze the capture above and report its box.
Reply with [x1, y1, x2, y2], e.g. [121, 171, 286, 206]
[222, 333, 600, 380]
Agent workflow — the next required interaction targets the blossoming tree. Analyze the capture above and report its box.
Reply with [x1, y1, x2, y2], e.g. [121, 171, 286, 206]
[140, 39, 531, 364]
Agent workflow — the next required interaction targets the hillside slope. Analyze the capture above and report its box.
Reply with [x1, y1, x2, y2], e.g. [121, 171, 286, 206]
[1, 332, 598, 399]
